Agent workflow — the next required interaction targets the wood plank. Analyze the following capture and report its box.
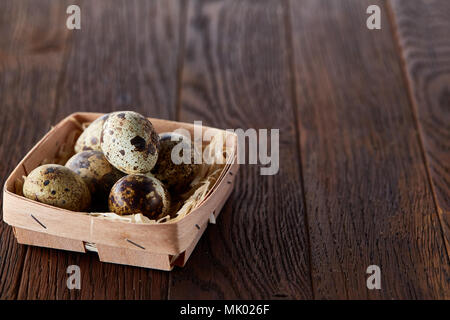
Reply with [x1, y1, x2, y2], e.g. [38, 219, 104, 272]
[15, 0, 183, 299]
[0, 0, 71, 299]
[169, 0, 313, 299]
[289, 0, 449, 299]
[389, 0, 450, 254]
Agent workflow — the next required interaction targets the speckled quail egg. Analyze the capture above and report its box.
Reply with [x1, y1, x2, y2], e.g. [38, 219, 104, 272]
[23, 164, 91, 211]
[74, 114, 110, 153]
[65, 150, 125, 202]
[100, 111, 160, 174]
[151, 132, 198, 192]
[108, 174, 170, 219]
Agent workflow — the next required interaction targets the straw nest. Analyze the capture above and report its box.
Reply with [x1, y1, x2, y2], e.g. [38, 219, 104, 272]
[16, 118, 234, 224]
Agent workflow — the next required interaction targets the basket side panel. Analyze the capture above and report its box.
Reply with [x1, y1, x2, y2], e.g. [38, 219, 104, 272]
[4, 192, 183, 255]
[91, 219, 181, 255]
[96, 244, 173, 271]
[174, 162, 238, 253]
[3, 192, 93, 241]
[14, 227, 86, 253]
[174, 177, 235, 267]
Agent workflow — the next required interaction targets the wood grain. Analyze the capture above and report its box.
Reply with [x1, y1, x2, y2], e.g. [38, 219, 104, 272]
[389, 0, 450, 254]
[289, 0, 449, 299]
[169, 0, 313, 299]
[0, 0, 71, 299]
[2, 0, 449, 300]
[13, 0, 184, 299]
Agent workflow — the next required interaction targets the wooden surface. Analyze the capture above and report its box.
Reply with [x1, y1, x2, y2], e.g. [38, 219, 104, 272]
[0, 0, 448, 299]
[389, 0, 450, 255]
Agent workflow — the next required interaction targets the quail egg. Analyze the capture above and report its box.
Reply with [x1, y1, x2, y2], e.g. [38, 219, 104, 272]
[151, 132, 198, 191]
[101, 111, 160, 174]
[23, 164, 91, 211]
[108, 174, 170, 219]
[65, 150, 124, 201]
[74, 114, 109, 153]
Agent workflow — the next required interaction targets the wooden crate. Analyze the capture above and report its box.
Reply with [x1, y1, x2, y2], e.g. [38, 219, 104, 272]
[2, 112, 238, 271]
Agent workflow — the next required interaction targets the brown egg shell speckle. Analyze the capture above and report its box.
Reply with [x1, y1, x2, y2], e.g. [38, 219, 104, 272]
[74, 114, 109, 153]
[101, 111, 160, 174]
[151, 132, 198, 192]
[65, 150, 125, 201]
[108, 174, 170, 219]
[23, 164, 91, 211]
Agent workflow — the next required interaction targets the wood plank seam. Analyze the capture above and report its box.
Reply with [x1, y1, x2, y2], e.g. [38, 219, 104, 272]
[174, 0, 189, 124]
[50, 28, 76, 126]
[283, 0, 316, 300]
[0, 229, 27, 299]
[171, 0, 314, 299]
[168, 0, 189, 301]
[11, 0, 184, 299]
[16, 248, 32, 299]
[385, 0, 450, 260]
[0, 0, 75, 299]
[288, 0, 449, 298]
[16, 13, 75, 300]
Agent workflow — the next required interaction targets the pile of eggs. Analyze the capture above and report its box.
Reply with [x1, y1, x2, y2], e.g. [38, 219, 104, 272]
[22, 111, 197, 220]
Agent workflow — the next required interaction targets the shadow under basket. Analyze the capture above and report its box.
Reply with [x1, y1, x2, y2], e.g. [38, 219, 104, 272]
[2, 112, 238, 271]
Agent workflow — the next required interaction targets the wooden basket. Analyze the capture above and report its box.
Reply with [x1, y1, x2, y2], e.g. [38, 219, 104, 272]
[2, 112, 238, 271]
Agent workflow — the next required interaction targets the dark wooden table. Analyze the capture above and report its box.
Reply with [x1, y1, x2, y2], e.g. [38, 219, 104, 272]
[0, 0, 448, 299]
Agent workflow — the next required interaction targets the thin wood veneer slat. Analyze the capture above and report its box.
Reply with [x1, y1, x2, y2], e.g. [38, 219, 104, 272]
[0, 0, 72, 299]
[389, 0, 450, 255]
[169, 0, 313, 299]
[289, 0, 449, 299]
[15, 0, 184, 299]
